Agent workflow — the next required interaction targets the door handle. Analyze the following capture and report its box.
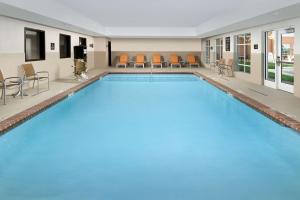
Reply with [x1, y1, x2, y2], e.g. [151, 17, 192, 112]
[276, 56, 281, 65]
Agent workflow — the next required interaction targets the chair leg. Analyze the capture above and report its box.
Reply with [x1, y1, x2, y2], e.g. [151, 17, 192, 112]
[33, 79, 35, 89]
[229, 67, 233, 77]
[3, 86, 6, 105]
[228, 67, 233, 77]
[1, 88, 4, 105]
[37, 79, 39, 94]
[221, 67, 225, 76]
[20, 83, 23, 99]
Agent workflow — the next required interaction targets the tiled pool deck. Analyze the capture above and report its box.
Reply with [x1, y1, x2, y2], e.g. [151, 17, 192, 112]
[1, 67, 300, 134]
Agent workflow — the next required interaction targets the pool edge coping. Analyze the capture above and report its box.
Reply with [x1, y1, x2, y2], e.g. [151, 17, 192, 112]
[1, 70, 300, 135]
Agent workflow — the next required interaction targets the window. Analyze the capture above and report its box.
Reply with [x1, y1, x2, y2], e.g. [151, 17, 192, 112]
[236, 33, 251, 73]
[79, 37, 87, 46]
[60, 34, 71, 58]
[225, 37, 230, 51]
[79, 37, 87, 61]
[215, 38, 223, 61]
[205, 40, 210, 64]
[24, 28, 45, 61]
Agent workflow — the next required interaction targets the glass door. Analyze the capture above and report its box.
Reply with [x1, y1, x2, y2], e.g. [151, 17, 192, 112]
[205, 40, 210, 64]
[278, 29, 295, 93]
[265, 31, 277, 89]
[264, 28, 295, 93]
[215, 38, 223, 61]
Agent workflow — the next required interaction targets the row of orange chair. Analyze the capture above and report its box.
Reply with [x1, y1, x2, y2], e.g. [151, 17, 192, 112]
[116, 54, 200, 68]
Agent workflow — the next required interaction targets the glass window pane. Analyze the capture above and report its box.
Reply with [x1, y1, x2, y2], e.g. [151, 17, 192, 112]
[205, 40, 210, 64]
[215, 38, 223, 60]
[237, 45, 245, 63]
[60, 34, 71, 58]
[216, 46, 220, 60]
[281, 32, 295, 84]
[220, 47, 223, 59]
[266, 31, 276, 81]
[245, 66, 251, 73]
[25, 28, 45, 61]
[235, 33, 251, 73]
[238, 35, 244, 44]
[245, 34, 251, 44]
[245, 45, 251, 66]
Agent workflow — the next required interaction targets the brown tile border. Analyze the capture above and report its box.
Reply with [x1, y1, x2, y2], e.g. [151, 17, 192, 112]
[107, 71, 194, 75]
[1, 70, 300, 136]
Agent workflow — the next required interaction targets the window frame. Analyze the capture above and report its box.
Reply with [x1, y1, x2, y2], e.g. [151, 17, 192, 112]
[225, 37, 230, 52]
[24, 27, 46, 62]
[205, 40, 210, 64]
[79, 37, 87, 47]
[59, 34, 71, 59]
[236, 33, 251, 73]
[215, 38, 223, 61]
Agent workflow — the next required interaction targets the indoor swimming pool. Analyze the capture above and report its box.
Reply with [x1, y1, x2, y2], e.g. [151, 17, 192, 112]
[0, 74, 300, 200]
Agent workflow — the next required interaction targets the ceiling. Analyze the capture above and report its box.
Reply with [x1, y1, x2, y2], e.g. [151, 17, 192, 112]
[59, 0, 236, 27]
[1, 0, 300, 38]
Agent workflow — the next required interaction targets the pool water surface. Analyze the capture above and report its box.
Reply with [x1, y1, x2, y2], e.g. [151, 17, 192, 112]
[0, 74, 300, 200]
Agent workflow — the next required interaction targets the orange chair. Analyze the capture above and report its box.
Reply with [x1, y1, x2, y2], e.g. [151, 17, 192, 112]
[170, 54, 181, 68]
[151, 54, 162, 68]
[187, 54, 200, 67]
[134, 54, 145, 68]
[116, 53, 129, 68]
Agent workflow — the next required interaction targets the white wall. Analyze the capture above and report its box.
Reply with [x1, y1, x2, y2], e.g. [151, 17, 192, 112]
[111, 38, 201, 52]
[0, 16, 95, 54]
[94, 37, 108, 52]
[203, 17, 300, 55]
[0, 16, 103, 81]
[94, 37, 109, 67]
[202, 17, 300, 97]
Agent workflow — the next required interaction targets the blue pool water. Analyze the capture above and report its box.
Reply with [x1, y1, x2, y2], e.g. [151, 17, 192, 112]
[0, 74, 300, 200]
